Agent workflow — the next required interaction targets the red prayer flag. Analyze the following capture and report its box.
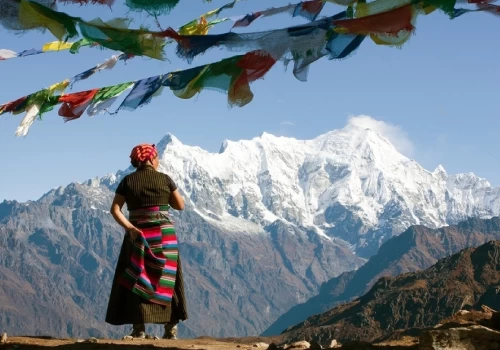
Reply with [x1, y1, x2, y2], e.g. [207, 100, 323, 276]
[58, 89, 99, 121]
[333, 4, 415, 36]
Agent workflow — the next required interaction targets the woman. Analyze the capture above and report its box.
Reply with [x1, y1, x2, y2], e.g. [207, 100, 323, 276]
[105, 143, 188, 339]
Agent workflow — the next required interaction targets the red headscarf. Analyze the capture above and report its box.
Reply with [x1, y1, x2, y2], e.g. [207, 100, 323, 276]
[130, 143, 158, 164]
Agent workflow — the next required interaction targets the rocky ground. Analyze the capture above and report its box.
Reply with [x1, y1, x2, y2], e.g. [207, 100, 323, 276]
[0, 336, 416, 350]
[1, 308, 499, 350]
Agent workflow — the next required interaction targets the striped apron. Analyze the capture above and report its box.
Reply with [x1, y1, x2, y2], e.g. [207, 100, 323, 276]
[118, 205, 178, 306]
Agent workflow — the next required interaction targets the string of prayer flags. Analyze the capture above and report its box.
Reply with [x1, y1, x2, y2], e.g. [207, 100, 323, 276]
[7, 0, 341, 62]
[163, 0, 469, 64]
[3, 0, 500, 139]
[1, 50, 277, 136]
[13, 0, 239, 60]
[17, 1, 164, 58]
[0, 39, 92, 61]
[1, 0, 238, 61]
[1, 51, 133, 135]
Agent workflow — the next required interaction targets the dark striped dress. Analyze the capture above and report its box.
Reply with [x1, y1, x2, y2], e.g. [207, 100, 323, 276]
[105, 165, 188, 325]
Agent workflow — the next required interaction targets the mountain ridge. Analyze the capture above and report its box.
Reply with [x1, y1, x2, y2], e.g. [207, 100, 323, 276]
[262, 216, 500, 336]
[276, 239, 500, 346]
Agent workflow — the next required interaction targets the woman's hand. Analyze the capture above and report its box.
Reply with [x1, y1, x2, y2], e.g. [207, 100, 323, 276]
[110, 194, 143, 242]
[127, 226, 143, 242]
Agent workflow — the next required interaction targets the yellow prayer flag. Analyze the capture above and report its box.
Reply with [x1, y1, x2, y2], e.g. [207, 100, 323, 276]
[42, 41, 74, 52]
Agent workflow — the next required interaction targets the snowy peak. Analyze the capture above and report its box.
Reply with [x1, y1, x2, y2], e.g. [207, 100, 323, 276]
[156, 132, 181, 151]
[101, 123, 500, 257]
[433, 165, 448, 178]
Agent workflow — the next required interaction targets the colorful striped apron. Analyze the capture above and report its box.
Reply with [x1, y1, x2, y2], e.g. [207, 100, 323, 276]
[119, 205, 178, 306]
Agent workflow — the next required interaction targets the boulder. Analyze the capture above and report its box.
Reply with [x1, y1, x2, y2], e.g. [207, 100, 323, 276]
[286, 341, 311, 349]
[420, 325, 500, 350]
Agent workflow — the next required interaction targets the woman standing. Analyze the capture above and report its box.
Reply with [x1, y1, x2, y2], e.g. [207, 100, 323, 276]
[105, 143, 188, 339]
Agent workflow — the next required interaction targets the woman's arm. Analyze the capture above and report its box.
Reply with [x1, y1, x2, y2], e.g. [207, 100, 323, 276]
[169, 189, 185, 210]
[110, 194, 142, 240]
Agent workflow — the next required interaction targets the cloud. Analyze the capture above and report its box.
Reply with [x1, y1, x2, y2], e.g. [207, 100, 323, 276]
[38, 217, 58, 230]
[347, 115, 414, 156]
[280, 120, 295, 126]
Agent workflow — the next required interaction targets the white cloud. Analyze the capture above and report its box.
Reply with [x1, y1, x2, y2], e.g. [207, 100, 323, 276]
[280, 120, 295, 126]
[347, 115, 414, 156]
[38, 217, 58, 230]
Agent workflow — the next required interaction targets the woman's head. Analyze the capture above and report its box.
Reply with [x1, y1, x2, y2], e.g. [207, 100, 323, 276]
[130, 143, 159, 169]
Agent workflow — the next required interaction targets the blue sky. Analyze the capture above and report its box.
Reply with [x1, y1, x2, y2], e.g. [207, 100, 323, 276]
[1, 0, 500, 202]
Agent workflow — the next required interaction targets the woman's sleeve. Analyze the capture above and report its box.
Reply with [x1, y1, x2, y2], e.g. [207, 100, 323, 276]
[115, 178, 127, 196]
[166, 175, 178, 192]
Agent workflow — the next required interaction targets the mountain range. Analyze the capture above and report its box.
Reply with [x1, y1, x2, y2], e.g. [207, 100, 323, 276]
[2, 120, 500, 338]
[263, 216, 500, 336]
[277, 239, 500, 346]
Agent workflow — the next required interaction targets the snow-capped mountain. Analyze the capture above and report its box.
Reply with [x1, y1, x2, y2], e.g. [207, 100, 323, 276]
[1, 120, 500, 339]
[138, 122, 500, 257]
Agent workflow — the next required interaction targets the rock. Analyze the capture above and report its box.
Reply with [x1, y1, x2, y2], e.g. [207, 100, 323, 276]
[253, 342, 269, 348]
[75, 339, 85, 343]
[456, 310, 470, 316]
[1, 333, 7, 344]
[420, 325, 500, 350]
[328, 339, 339, 348]
[122, 335, 134, 340]
[481, 305, 497, 314]
[286, 341, 310, 349]
[309, 340, 322, 349]
[84, 337, 99, 343]
[153, 336, 160, 340]
[267, 343, 279, 350]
